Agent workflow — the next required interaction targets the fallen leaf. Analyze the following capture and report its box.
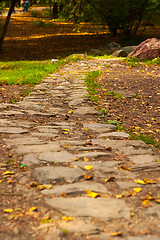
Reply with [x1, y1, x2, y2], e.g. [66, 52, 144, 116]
[155, 199, 160, 203]
[3, 171, 14, 175]
[110, 232, 122, 236]
[68, 110, 73, 114]
[0, 179, 3, 183]
[134, 179, 146, 184]
[84, 165, 93, 170]
[60, 192, 67, 197]
[143, 178, 156, 184]
[29, 207, 37, 212]
[63, 129, 69, 131]
[30, 182, 38, 187]
[133, 188, 142, 192]
[37, 184, 52, 190]
[83, 175, 93, 180]
[84, 157, 89, 162]
[105, 176, 115, 182]
[120, 165, 130, 171]
[116, 194, 123, 199]
[86, 189, 100, 198]
[62, 216, 75, 221]
[4, 209, 14, 213]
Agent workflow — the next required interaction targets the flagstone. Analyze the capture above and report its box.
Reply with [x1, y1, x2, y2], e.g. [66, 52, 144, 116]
[45, 197, 130, 220]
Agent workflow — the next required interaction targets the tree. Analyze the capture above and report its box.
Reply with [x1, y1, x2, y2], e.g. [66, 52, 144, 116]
[0, 0, 18, 52]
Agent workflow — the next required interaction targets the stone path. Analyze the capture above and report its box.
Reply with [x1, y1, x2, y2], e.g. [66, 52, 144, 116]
[1, 57, 160, 240]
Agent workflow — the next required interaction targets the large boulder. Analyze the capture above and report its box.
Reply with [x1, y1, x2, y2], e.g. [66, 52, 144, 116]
[128, 38, 160, 60]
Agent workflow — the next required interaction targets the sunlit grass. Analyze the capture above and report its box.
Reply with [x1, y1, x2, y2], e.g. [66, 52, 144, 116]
[0, 60, 63, 85]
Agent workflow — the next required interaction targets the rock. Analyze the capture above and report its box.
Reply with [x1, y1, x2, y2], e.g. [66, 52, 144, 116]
[146, 205, 160, 219]
[45, 197, 130, 220]
[22, 154, 39, 166]
[120, 45, 137, 55]
[74, 107, 100, 115]
[41, 181, 108, 196]
[38, 151, 76, 163]
[88, 49, 103, 56]
[127, 154, 160, 165]
[32, 166, 85, 184]
[3, 137, 44, 146]
[103, 42, 120, 54]
[58, 219, 100, 234]
[15, 142, 61, 154]
[0, 127, 28, 134]
[83, 123, 116, 132]
[128, 38, 160, 60]
[76, 151, 113, 159]
[112, 50, 127, 57]
[98, 131, 130, 140]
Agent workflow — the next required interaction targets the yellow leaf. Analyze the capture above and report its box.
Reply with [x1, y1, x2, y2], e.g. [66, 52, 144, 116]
[37, 184, 52, 190]
[155, 199, 160, 203]
[3, 171, 14, 175]
[133, 188, 142, 192]
[84, 157, 89, 162]
[0, 179, 3, 183]
[29, 207, 37, 212]
[84, 165, 93, 170]
[68, 110, 73, 114]
[110, 232, 122, 236]
[83, 175, 93, 180]
[134, 179, 146, 184]
[142, 199, 150, 206]
[63, 129, 69, 132]
[105, 176, 115, 182]
[86, 189, 99, 198]
[116, 194, 123, 199]
[4, 209, 14, 213]
[143, 178, 156, 184]
[62, 216, 75, 221]
[120, 165, 130, 171]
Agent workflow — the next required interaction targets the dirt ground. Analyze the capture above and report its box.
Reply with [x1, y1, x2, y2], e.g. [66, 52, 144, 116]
[0, 10, 160, 240]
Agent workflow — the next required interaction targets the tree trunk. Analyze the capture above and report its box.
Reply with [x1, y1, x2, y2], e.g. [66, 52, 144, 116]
[0, 0, 17, 53]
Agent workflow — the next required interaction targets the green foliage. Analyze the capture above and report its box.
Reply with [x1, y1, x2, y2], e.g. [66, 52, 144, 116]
[107, 119, 122, 126]
[105, 91, 124, 99]
[0, 60, 63, 85]
[129, 132, 159, 149]
[84, 70, 102, 102]
[124, 57, 160, 67]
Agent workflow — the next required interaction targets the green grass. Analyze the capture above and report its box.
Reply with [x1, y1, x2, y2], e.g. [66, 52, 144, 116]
[104, 91, 124, 99]
[84, 70, 102, 102]
[129, 131, 159, 149]
[0, 60, 63, 85]
[124, 57, 160, 67]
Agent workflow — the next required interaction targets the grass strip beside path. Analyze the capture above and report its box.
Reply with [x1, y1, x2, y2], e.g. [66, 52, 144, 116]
[0, 60, 63, 85]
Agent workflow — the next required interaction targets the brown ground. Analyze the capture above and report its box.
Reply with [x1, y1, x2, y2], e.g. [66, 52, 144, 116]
[0, 9, 160, 240]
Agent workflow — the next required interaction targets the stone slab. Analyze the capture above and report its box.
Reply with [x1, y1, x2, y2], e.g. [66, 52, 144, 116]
[35, 126, 59, 134]
[70, 161, 119, 173]
[22, 154, 39, 166]
[32, 166, 85, 184]
[15, 142, 61, 154]
[38, 151, 76, 163]
[58, 219, 100, 234]
[76, 151, 113, 159]
[0, 127, 28, 134]
[45, 197, 130, 220]
[0, 110, 24, 116]
[3, 137, 44, 146]
[83, 123, 116, 132]
[41, 181, 108, 195]
[128, 154, 160, 165]
[98, 131, 130, 140]
[74, 107, 99, 115]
